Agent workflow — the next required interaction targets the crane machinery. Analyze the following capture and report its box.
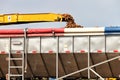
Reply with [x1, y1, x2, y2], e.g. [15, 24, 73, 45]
[0, 13, 83, 28]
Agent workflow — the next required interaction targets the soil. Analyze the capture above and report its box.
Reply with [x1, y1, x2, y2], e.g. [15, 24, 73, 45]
[62, 14, 83, 28]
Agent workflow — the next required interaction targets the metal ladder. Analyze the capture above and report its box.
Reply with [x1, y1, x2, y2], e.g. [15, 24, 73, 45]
[8, 52, 24, 80]
[8, 38, 25, 80]
[8, 29, 27, 80]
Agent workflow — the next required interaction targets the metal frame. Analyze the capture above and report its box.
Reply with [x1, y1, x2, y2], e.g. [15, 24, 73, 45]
[56, 37, 59, 79]
[8, 37, 11, 80]
[88, 36, 90, 79]
[24, 28, 27, 74]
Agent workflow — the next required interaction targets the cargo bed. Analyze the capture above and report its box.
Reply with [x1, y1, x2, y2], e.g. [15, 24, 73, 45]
[0, 27, 120, 79]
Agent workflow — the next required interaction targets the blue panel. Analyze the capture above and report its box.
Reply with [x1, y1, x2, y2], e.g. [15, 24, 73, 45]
[105, 26, 120, 33]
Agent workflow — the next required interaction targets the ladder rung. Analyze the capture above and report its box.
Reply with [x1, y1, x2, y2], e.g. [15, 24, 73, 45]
[10, 66, 23, 68]
[9, 74, 23, 77]
[10, 58, 23, 60]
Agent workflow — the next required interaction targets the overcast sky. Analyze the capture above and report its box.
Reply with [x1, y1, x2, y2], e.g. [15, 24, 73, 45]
[0, 0, 120, 28]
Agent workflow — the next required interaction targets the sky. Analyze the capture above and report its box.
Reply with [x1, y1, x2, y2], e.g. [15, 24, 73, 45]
[0, 0, 120, 28]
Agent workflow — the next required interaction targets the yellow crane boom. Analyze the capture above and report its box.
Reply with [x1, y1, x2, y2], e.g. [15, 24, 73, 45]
[0, 13, 83, 28]
[0, 13, 64, 25]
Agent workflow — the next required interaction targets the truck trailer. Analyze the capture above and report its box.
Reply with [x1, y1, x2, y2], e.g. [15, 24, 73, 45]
[0, 27, 120, 80]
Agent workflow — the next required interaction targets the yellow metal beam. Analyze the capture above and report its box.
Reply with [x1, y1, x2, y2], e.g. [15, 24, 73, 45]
[0, 13, 63, 25]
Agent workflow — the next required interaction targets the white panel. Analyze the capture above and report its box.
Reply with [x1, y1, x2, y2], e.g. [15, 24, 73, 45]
[0, 35, 120, 54]
[41, 37, 57, 53]
[59, 37, 72, 53]
[11, 38, 24, 53]
[0, 38, 9, 53]
[90, 36, 105, 53]
[106, 36, 120, 52]
[28, 37, 40, 53]
[74, 37, 88, 53]
[64, 27, 104, 33]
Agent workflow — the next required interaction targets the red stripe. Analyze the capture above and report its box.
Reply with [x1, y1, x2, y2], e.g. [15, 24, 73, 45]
[54, 28, 64, 33]
[114, 50, 118, 53]
[0, 28, 65, 34]
[48, 50, 53, 54]
[0, 28, 65, 37]
[80, 50, 85, 53]
[0, 51, 6, 54]
[65, 50, 70, 53]
[32, 50, 37, 54]
[28, 28, 53, 33]
[28, 28, 64, 33]
[97, 50, 102, 53]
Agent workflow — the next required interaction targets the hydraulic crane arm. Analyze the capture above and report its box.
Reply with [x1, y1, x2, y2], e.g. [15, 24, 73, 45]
[0, 13, 65, 25]
[0, 13, 83, 28]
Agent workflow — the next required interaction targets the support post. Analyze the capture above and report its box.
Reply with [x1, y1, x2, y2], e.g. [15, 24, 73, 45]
[56, 37, 59, 80]
[88, 36, 90, 79]
[8, 37, 11, 80]
[24, 28, 28, 80]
